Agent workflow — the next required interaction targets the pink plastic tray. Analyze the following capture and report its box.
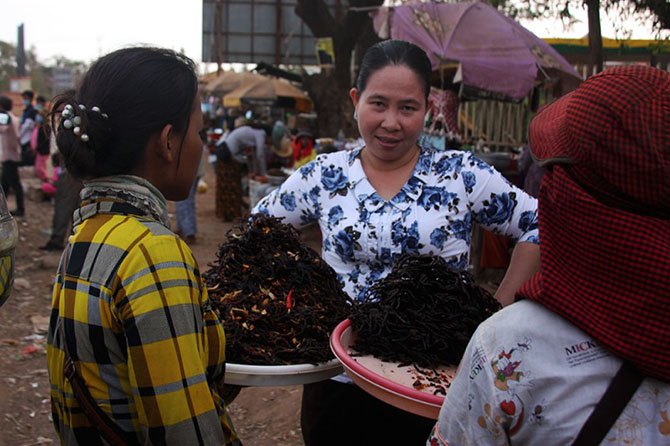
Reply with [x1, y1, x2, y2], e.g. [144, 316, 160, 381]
[330, 319, 458, 420]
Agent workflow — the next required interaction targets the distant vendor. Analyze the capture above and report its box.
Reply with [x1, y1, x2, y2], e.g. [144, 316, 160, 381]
[214, 123, 291, 222]
[216, 124, 272, 176]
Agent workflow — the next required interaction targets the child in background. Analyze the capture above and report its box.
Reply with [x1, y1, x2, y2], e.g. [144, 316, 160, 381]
[292, 129, 315, 168]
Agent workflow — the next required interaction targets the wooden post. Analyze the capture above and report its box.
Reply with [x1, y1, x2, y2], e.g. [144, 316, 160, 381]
[519, 103, 524, 145]
[486, 101, 494, 146]
[510, 104, 515, 145]
[215, 0, 223, 74]
[275, 0, 282, 66]
[586, 0, 603, 74]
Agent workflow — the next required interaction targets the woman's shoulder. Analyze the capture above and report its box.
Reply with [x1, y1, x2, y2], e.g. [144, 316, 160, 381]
[79, 213, 187, 260]
[118, 228, 198, 283]
[68, 215, 193, 289]
[429, 148, 497, 175]
[425, 147, 473, 172]
[426, 146, 476, 161]
[479, 300, 600, 350]
[316, 149, 354, 165]
[125, 219, 192, 259]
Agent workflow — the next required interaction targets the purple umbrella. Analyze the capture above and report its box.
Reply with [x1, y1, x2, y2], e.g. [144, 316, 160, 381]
[372, 2, 580, 100]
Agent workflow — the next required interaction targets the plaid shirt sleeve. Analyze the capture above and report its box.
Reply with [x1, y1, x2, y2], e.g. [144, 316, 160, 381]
[114, 235, 240, 445]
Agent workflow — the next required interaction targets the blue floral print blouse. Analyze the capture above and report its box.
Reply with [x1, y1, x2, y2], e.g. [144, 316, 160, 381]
[254, 145, 539, 301]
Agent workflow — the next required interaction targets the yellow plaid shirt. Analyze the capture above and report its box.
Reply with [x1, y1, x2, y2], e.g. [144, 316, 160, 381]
[46, 181, 240, 446]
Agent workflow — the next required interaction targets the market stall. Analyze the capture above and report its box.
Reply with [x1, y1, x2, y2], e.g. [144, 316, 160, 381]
[222, 76, 313, 113]
[203, 71, 267, 97]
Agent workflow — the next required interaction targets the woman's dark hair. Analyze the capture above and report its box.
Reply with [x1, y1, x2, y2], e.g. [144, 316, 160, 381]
[356, 40, 432, 103]
[0, 95, 12, 112]
[50, 47, 198, 179]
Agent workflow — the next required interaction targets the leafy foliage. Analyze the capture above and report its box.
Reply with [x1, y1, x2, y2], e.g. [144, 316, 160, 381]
[386, 0, 668, 36]
[0, 41, 18, 92]
[511, 0, 668, 38]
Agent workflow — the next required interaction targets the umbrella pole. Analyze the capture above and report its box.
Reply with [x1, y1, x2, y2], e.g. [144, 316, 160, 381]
[215, 0, 223, 74]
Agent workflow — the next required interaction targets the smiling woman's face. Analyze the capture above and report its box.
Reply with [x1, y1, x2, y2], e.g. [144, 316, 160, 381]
[350, 64, 428, 164]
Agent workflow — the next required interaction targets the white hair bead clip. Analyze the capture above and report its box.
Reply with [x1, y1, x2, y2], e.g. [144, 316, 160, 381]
[62, 103, 108, 143]
[86, 105, 109, 120]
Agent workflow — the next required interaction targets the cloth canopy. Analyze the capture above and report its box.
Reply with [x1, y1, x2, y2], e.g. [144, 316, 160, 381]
[372, 2, 580, 100]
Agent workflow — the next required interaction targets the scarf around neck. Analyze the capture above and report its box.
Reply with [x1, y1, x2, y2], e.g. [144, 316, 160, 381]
[76, 175, 170, 227]
[516, 167, 670, 382]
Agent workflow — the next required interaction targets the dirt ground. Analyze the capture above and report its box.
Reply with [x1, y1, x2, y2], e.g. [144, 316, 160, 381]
[0, 165, 306, 446]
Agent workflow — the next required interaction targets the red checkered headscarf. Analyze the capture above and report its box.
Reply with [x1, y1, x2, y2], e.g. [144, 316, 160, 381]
[517, 66, 670, 381]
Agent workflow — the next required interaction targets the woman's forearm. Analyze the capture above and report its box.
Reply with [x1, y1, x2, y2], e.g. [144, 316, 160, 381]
[494, 241, 541, 306]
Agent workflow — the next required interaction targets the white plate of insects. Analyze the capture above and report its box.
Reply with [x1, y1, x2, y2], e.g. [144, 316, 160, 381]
[224, 359, 343, 386]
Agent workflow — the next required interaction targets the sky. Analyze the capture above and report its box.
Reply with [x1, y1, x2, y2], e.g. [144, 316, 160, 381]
[2, 0, 203, 65]
[1, 0, 662, 71]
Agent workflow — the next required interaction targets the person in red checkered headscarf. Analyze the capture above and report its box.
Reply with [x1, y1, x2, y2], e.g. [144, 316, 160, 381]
[429, 65, 670, 446]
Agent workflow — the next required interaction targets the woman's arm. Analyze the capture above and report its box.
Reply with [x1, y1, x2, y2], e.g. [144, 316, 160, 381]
[462, 152, 538, 242]
[115, 237, 237, 445]
[462, 152, 540, 305]
[494, 241, 540, 306]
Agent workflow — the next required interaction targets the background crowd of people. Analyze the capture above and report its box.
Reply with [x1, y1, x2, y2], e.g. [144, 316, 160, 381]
[0, 89, 84, 252]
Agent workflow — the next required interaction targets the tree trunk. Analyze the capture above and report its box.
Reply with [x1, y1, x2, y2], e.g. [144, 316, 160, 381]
[295, 0, 383, 138]
[586, 0, 603, 75]
[303, 69, 357, 138]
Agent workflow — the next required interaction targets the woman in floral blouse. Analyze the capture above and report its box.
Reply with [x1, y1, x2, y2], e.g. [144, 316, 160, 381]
[254, 40, 539, 446]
